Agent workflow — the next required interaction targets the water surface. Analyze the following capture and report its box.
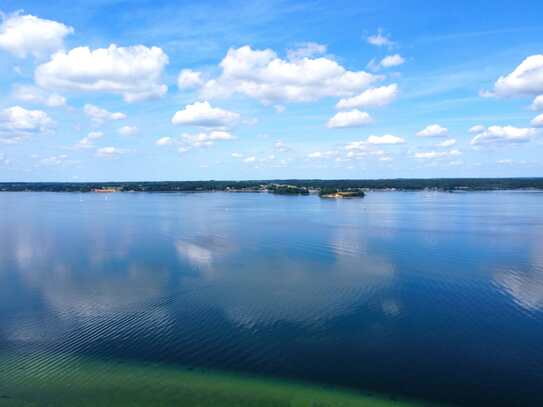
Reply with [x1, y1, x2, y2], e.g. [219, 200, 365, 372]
[1, 191, 543, 406]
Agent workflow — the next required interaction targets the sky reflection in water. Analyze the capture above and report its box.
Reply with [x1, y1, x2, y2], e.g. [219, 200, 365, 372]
[1, 191, 543, 406]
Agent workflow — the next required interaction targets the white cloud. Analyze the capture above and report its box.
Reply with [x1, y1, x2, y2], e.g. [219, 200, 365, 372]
[181, 130, 234, 146]
[367, 30, 394, 47]
[201, 45, 380, 104]
[436, 138, 457, 148]
[75, 131, 103, 149]
[155, 136, 173, 146]
[84, 104, 126, 124]
[177, 69, 203, 89]
[231, 152, 243, 158]
[493, 54, 543, 97]
[118, 125, 138, 136]
[531, 113, 543, 127]
[345, 141, 370, 151]
[307, 150, 339, 159]
[156, 130, 235, 152]
[342, 139, 394, 160]
[38, 154, 70, 166]
[12, 85, 66, 107]
[171, 101, 239, 127]
[274, 140, 291, 152]
[416, 124, 448, 137]
[470, 125, 537, 145]
[367, 134, 405, 145]
[497, 159, 513, 165]
[96, 146, 123, 158]
[326, 109, 372, 128]
[286, 42, 327, 60]
[0, 12, 73, 58]
[532, 95, 543, 111]
[469, 124, 485, 134]
[345, 145, 388, 160]
[380, 54, 405, 68]
[414, 150, 461, 159]
[0, 105, 54, 142]
[35, 44, 169, 102]
[336, 84, 398, 109]
[243, 156, 256, 163]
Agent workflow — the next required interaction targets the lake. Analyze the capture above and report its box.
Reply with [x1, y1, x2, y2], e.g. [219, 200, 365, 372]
[1, 191, 543, 406]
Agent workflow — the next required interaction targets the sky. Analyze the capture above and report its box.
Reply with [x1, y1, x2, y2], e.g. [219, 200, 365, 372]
[0, 0, 542, 181]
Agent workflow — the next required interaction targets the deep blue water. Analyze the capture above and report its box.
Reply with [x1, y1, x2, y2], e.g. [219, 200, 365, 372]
[1, 191, 543, 406]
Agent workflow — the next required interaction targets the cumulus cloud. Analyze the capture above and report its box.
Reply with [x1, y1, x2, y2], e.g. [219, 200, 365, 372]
[497, 159, 513, 165]
[0, 12, 73, 58]
[156, 130, 235, 153]
[12, 85, 66, 107]
[338, 138, 401, 162]
[470, 125, 537, 145]
[177, 69, 203, 89]
[531, 113, 543, 127]
[414, 150, 461, 159]
[171, 101, 239, 127]
[335, 140, 391, 161]
[274, 140, 292, 152]
[74, 131, 103, 149]
[436, 139, 457, 148]
[0, 105, 54, 142]
[181, 130, 234, 146]
[469, 124, 485, 134]
[96, 146, 123, 158]
[200, 45, 380, 104]
[38, 154, 72, 166]
[379, 54, 405, 68]
[84, 104, 126, 124]
[532, 95, 543, 111]
[155, 136, 173, 146]
[367, 134, 405, 145]
[367, 29, 394, 47]
[336, 84, 398, 109]
[118, 125, 138, 136]
[344, 142, 388, 161]
[492, 54, 543, 97]
[326, 109, 372, 128]
[345, 141, 369, 151]
[286, 42, 327, 60]
[416, 124, 448, 137]
[307, 150, 340, 159]
[35, 44, 169, 102]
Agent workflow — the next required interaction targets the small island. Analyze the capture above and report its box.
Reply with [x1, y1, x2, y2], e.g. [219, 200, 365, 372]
[318, 188, 365, 199]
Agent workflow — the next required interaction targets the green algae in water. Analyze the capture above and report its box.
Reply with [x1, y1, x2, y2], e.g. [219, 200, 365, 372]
[0, 353, 429, 407]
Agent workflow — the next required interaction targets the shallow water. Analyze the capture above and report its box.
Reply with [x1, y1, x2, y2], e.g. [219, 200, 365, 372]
[1, 191, 543, 406]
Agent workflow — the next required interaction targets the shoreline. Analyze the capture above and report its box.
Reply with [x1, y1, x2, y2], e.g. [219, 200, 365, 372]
[1, 178, 543, 193]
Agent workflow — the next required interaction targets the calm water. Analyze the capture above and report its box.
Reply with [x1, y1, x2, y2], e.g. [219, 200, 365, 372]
[1, 191, 543, 406]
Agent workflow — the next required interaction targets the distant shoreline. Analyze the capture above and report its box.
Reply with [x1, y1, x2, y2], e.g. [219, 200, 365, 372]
[1, 178, 543, 193]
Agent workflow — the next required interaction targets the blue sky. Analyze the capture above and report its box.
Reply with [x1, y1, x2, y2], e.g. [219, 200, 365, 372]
[0, 0, 542, 181]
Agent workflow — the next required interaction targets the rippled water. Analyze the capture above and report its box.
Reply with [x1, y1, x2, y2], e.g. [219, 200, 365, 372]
[1, 191, 543, 406]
